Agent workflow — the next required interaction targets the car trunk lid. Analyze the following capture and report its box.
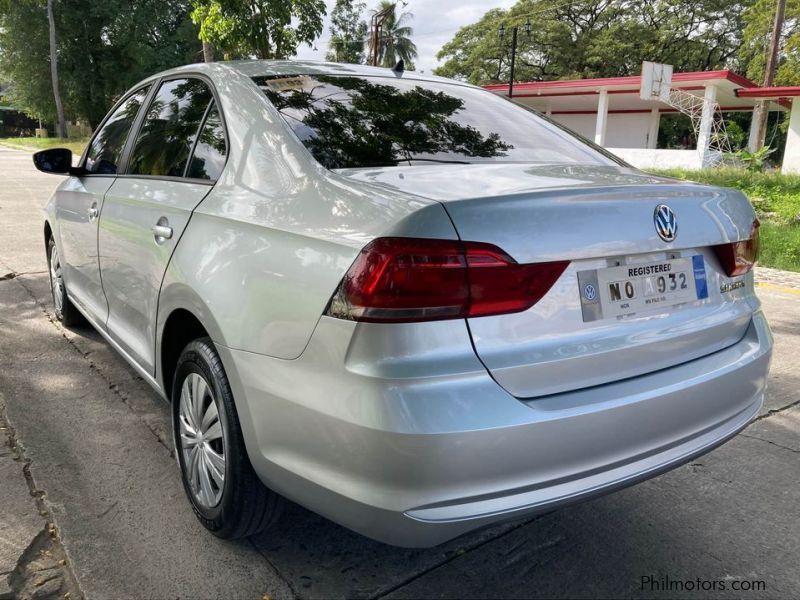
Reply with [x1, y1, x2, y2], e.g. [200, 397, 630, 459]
[338, 163, 759, 397]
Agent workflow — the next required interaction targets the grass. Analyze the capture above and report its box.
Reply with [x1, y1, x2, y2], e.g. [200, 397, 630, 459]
[649, 168, 800, 272]
[0, 136, 88, 156]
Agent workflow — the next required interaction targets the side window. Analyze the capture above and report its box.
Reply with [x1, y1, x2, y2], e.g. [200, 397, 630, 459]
[85, 86, 150, 174]
[187, 102, 227, 180]
[128, 78, 212, 177]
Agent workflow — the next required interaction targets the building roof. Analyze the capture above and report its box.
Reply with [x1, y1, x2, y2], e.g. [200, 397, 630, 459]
[736, 86, 800, 99]
[484, 70, 786, 114]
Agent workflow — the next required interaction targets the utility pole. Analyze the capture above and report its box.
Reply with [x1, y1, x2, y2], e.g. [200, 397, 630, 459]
[46, 0, 67, 139]
[749, 0, 786, 152]
[498, 18, 531, 99]
[368, 2, 397, 66]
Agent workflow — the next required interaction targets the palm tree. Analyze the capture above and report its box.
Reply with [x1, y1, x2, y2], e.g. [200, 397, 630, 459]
[368, 1, 417, 68]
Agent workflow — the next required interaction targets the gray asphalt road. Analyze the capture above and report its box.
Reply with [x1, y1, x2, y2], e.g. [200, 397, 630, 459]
[1, 145, 798, 600]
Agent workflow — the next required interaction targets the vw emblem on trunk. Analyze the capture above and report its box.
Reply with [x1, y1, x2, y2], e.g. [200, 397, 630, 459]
[583, 284, 597, 301]
[654, 204, 678, 242]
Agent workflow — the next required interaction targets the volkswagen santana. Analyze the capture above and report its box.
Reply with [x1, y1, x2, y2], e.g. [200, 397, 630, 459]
[34, 61, 772, 547]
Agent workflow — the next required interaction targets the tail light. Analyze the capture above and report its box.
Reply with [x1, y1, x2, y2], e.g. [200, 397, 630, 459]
[712, 219, 760, 277]
[325, 237, 569, 323]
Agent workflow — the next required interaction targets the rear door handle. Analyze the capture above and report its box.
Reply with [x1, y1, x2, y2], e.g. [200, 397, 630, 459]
[88, 206, 99, 220]
[151, 224, 173, 240]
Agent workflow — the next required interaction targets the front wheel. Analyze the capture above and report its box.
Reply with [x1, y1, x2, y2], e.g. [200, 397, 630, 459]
[47, 237, 83, 326]
[172, 337, 283, 539]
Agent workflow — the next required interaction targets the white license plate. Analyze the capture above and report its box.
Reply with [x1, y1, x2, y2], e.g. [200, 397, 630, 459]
[577, 256, 708, 322]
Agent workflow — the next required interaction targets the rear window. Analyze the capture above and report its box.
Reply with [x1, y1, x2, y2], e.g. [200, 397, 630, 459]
[253, 74, 618, 170]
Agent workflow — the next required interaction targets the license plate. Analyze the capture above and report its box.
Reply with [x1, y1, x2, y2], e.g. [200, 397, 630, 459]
[577, 256, 708, 322]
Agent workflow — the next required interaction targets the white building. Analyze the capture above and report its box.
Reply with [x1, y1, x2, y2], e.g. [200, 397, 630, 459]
[485, 70, 800, 172]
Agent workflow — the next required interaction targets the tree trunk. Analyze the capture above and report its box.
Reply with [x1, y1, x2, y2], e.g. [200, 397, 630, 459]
[47, 0, 67, 139]
[202, 41, 214, 62]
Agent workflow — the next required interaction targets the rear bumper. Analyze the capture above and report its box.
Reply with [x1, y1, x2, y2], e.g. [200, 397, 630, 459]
[218, 311, 772, 547]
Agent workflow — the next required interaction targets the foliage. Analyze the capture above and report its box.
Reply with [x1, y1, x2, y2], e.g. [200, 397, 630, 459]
[190, 0, 325, 59]
[0, 136, 87, 155]
[740, 0, 800, 85]
[371, 0, 417, 69]
[735, 145, 777, 171]
[326, 0, 367, 64]
[650, 167, 800, 271]
[435, 0, 753, 85]
[260, 75, 510, 168]
[0, 0, 201, 127]
[758, 220, 800, 271]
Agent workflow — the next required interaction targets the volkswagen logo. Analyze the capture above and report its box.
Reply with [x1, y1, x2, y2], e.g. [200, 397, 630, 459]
[654, 204, 678, 242]
[584, 284, 597, 301]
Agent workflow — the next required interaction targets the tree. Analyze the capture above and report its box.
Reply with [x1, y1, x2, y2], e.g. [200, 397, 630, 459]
[370, 1, 417, 68]
[190, 0, 325, 60]
[0, 1, 57, 124]
[740, 0, 800, 85]
[435, 0, 752, 85]
[46, 0, 66, 137]
[326, 0, 367, 64]
[260, 75, 511, 168]
[0, 0, 202, 128]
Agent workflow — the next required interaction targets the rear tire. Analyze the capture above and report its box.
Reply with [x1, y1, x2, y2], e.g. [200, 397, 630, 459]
[172, 337, 283, 539]
[46, 237, 83, 326]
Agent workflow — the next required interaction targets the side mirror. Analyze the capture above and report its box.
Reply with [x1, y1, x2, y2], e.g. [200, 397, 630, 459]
[32, 148, 86, 176]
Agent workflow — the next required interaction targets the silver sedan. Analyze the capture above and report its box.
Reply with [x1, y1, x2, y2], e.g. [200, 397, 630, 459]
[34, 60, 772, 547]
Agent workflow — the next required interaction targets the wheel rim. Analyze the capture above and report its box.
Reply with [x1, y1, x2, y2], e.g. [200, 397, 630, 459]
[49, 244, 64, 313]
[178, 372, 226, 508]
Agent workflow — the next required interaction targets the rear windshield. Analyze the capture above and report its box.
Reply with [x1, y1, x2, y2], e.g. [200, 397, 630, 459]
[252, 74, 619, 170]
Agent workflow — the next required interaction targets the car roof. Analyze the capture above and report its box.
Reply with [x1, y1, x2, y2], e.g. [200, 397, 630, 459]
[151, 59, 478, 88]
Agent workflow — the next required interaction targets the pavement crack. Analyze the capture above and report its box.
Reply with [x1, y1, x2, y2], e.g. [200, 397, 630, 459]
[370, 516, 546, 600]
[0, 270, 47, 282]
[0, 400, 83, 600]
[752, 398, 800, 422]
[247, 538, 299, 600]
[8, 275, 175, 459]
[740, 432, 800, 454]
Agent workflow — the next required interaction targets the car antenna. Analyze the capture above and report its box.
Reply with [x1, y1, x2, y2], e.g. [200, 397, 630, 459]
[392, 59, 405, 74]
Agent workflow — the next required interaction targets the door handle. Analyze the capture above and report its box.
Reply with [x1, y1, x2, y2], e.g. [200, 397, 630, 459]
[88, 206, 99, 220]
[152, 224, 173, 240]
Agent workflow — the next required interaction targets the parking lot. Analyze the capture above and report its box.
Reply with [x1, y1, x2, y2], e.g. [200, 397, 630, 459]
[1, 144, 798, 599]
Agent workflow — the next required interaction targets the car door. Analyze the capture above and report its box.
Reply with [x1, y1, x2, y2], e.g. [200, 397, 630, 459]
[98, 77, 227, 373]
[56, 86, 151, 323]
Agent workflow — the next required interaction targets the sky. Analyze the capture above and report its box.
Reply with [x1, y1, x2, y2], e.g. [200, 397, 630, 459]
[294, 0, 517, 74]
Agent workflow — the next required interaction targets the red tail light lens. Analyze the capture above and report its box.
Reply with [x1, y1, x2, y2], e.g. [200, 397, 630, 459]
[326, 238, 569, 323]
[712, 220, 760, 277]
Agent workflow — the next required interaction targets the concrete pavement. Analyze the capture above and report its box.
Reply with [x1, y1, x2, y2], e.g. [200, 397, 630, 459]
[0, 145, 798, 599]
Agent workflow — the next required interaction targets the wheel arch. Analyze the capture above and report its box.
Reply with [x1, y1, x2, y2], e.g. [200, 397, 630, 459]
[156, 282, 227, 398]
[44, 220, 53, 249]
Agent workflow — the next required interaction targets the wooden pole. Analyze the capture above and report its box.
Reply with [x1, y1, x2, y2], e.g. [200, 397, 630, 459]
[750, 0, 786, 152]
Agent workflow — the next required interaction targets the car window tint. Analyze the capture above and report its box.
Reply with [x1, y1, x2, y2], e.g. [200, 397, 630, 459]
[128, 78, 212, 177]
[254, 74, 619, 169]
[85, 86, 150, 175]
[187, 102, 226, 180]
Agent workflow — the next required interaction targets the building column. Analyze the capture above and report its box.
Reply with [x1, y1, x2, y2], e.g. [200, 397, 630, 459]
[594, 89, 608, 146]
[782, 99, 800, 173]
[697, 84, 718, 167]
[646, 107, 659, 149]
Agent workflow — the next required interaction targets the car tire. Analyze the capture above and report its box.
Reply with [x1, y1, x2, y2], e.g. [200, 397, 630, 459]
[172, 337, 283, 539]
[46, 237, 83, 327]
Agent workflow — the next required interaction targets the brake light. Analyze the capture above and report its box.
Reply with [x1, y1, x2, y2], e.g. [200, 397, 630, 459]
[712, 220, 760, 277]
[326, 238, 569, 323]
